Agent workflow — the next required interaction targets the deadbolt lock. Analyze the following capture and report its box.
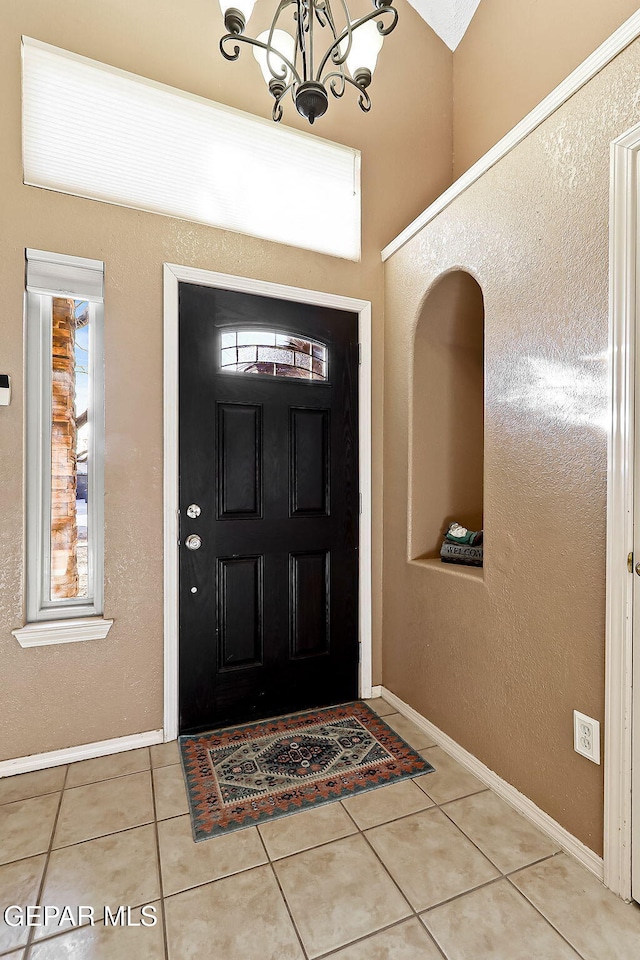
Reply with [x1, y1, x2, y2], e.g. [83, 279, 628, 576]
[185, 534, 202, 551]
[186, 503, 201, 519]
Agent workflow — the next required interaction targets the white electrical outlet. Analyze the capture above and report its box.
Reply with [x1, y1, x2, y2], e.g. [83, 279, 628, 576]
[573, 710, 600, 764]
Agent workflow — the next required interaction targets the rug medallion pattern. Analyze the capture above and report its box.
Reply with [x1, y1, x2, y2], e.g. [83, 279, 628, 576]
[179, 701, 434, 841]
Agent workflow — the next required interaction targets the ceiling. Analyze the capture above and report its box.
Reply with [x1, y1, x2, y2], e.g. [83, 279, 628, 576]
[406, 0, 483, 50]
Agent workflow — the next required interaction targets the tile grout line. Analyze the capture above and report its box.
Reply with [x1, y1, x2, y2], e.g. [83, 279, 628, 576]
[18, 890, 171, 952]
[19, 756, 162, 953]
[149, 751, 171, 960]
[255, 827, 311, 960]
[24, 762, 70, 959]
[422, 785, 490, 805]
[0, 788, 65, 809]
[434, 797, 518, 876]
[60, 766, 152, 791]
[419, 874, 510, 917]
[338, 799, 450, 960]
[35, 811, 156, 854]
[312, 915, 442, 960]
[255, 819, 359, 863]
[504, 874, 588, 959]
[0, 756, 182, 803]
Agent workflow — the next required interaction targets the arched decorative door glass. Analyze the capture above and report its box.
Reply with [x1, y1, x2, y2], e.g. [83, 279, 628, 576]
[220, 330, 328, 381]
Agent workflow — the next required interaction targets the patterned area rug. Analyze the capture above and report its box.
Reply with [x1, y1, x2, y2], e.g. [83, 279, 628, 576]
[179, 701, 434, 841]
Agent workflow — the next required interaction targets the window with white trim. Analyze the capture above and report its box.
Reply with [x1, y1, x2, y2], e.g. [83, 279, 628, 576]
[24, 249, 106, 625]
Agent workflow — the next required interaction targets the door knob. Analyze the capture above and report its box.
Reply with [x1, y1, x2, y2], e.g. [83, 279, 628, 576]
[185, 534, 202, 551]
[635, 561, 640, 576]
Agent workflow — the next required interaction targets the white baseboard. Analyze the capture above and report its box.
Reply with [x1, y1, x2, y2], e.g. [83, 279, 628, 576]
[381, 687, 604, 882]
[369, 685, 383, 699]
[0, 729, 164, 778]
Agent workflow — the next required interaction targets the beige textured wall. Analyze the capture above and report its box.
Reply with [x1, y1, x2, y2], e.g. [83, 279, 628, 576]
[409, 271, 484, 559]
[453, 0, 640, 177]
[383, 39, 640, 856]
[0, 0, 452, 760]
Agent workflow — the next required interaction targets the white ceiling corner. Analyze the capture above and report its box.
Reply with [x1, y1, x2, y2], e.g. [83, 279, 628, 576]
[405, 0, 483, 51]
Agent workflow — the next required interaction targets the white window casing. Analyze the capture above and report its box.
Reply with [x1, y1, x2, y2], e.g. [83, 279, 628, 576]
[21, 37, 361, 261]
[12, 249, 112, 647]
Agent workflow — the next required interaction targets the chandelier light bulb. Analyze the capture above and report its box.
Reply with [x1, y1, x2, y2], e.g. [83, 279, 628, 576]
[218, 0, 257, 34]
[253, 30, 296, 90]
[344, 20, 384, 84]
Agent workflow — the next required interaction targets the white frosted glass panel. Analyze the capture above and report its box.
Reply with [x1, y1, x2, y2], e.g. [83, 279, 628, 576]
[237, 331, 276, 346]
[221, 347, 237, 365]
[22, 39, 361, 260]
[237, 346, 258, 362]
[258, 347, 294, 363]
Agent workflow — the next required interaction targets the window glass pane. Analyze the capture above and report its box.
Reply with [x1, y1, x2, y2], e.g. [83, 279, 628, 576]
[237, 331, 276, 347]
[220, 332, 236, 349]
[50, 297, 89, 600]
[220, 329, 328, 382]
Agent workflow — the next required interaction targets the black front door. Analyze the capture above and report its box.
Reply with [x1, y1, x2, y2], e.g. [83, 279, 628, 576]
[178, 283, 359, 733]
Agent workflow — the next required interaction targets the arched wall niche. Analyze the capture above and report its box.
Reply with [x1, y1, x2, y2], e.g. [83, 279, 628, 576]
[409, 269, 485, 562]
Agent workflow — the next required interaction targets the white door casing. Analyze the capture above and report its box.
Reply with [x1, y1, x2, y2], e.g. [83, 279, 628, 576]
[605, 119, 640, 903]
[163, 264, 373, 742]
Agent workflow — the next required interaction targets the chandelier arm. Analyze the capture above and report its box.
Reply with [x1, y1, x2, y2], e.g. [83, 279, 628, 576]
[328, 72, 346, 99]
[322, 0, 353, 72]
[314, 5, 328, 28]
[314, 0, 340, 61]
[374, 2, 397, 35]
[220, 33, 302, 83]
[320, 0, 338, 32]
[324, 70, 372, 111]
[309, 0, 316, 77]
[295, 0, 309, 83]
[315, 4, 396, 80]
[271, 81, 293, 120]
[219, 35, 242, 61]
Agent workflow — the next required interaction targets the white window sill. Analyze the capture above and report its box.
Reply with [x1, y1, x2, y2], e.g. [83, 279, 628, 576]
[12, 617, 114, 648]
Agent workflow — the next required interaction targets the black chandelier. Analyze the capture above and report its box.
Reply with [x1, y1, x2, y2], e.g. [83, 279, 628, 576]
[217, 0, 398, 124]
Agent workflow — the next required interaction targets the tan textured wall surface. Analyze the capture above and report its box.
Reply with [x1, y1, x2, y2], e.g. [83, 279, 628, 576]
[453, 0, 640, 177]
[0, 0, 452, 760]
[383, 40, 640, 856]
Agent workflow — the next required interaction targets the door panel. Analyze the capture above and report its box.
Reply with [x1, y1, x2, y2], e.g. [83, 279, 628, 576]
[178, 283, 359, 732]
[290, 408, 329, 517]
[290, 551, 330, 658]
[217, 555, 263, 670]
[217, 403, 262, 519]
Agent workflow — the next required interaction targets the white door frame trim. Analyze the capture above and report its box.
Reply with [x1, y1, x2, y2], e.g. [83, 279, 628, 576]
[163, 263, 373, 742]
[605, 121, 640, 901]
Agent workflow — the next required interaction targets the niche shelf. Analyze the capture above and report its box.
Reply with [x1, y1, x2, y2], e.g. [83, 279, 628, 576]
[409, 270, 485, 572]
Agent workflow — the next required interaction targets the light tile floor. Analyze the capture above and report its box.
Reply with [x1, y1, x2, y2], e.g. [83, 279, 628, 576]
[1, 699, 640, 958]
